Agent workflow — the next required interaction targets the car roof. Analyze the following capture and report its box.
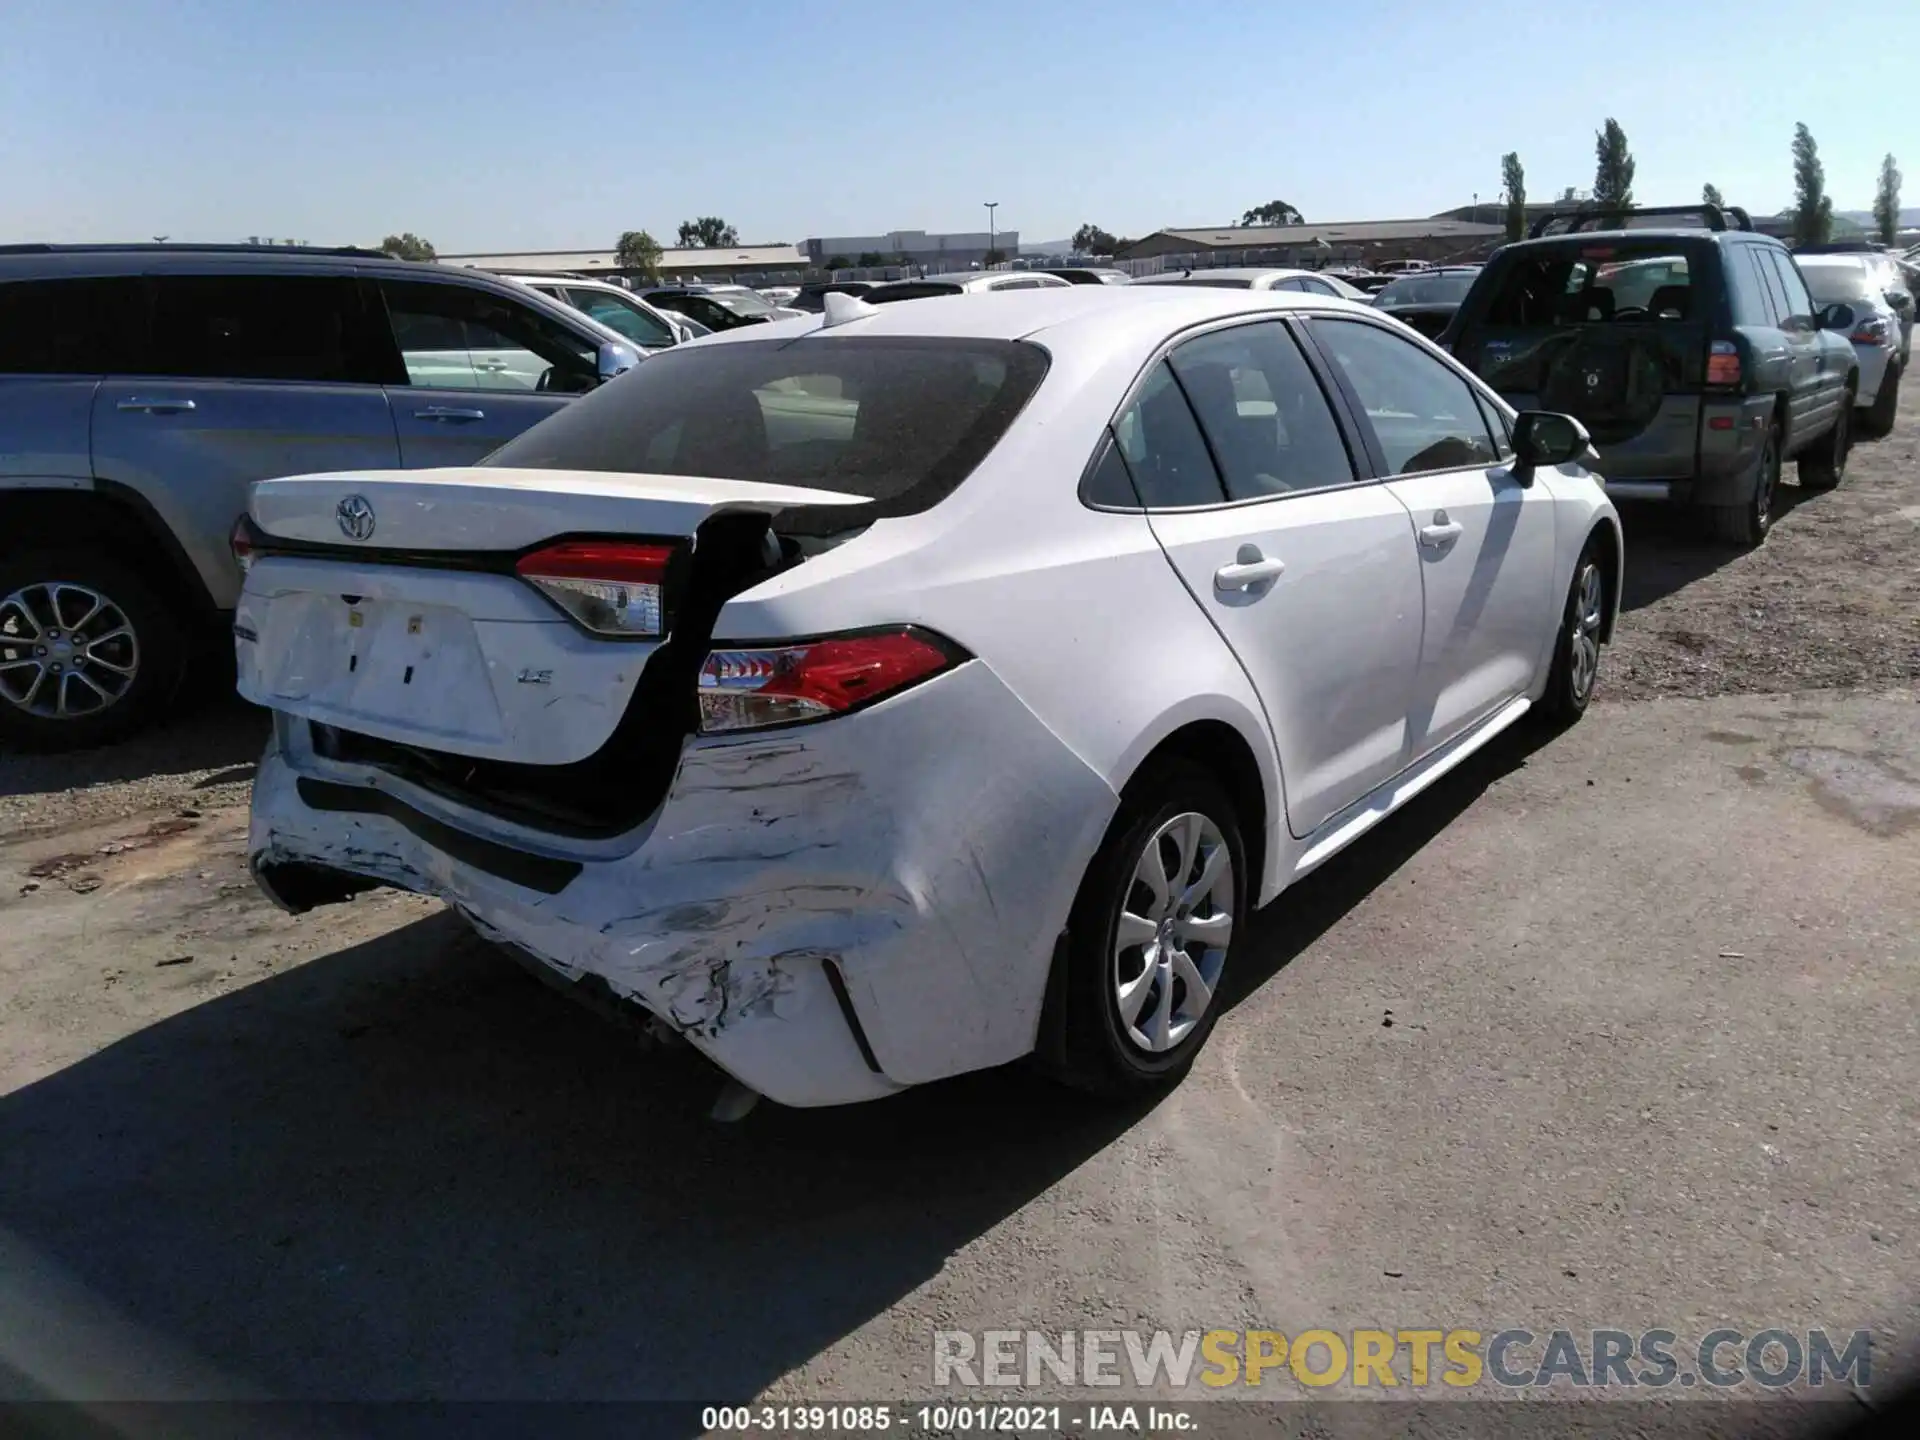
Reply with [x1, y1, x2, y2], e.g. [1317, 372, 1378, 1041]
[1133, 267, 1320, 284]
[1503, 227, 1780, 253]
[0, 243, 454, 281]
[683, 283, 1377, 351]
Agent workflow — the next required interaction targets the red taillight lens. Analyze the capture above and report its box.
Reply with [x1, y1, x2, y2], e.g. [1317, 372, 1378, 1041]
[229, 514, 256, 574]
[1706, 340, 1742, 388]
[515, 539, 675, 637]
[697, 629, 964, 733]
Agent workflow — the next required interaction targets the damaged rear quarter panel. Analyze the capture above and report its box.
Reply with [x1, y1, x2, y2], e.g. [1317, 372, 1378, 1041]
[583, 660, 1119, 1086]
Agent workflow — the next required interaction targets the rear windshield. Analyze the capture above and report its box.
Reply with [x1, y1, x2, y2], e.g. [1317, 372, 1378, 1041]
[865, 283, 964, 303]
[1137, 276, 1255, 289]
[481, 336, 1049, 518]
[1797, 263, 1879, 305]
[1480, 242, 1706, 326]
[711, 289, 778, 317]
[1375, 272, 1477, 306]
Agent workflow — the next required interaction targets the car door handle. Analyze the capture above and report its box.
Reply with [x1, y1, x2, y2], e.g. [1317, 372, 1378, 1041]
[116, 398, 196, 414]
[413, 407, 486, 422]
[1213, 547, 1286, 592]
[1418, 518, 1465, 548]
[474, 358, 510, 371]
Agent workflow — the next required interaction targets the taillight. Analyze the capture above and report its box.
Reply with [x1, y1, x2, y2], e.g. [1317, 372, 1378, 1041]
[229, 514, 256, 574]
[697, 628, 965, 733]
[1850, 316, 1893, 346]
[515, 539, 675, 637]
[1706, 340, 1742, 388]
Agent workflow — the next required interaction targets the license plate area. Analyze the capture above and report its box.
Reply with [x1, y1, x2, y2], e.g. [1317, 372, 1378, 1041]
[256, 593, 507, 745]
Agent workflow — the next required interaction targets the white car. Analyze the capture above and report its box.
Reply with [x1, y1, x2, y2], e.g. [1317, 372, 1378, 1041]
[864, 271, 1073, 302]
[1133, 267, 1373, 301]
[237, 286, 1621, 1109]
[1795, 255, 1905, 438]
[505, 274, 701, 350]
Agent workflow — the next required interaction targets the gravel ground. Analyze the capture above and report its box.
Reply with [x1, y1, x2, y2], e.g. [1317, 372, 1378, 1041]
[0, 404, 1916, 1424]
[1604, 406, 1920, 701]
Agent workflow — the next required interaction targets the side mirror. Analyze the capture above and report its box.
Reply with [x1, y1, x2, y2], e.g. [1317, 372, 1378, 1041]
[596, 341, 639, 384]
[1816, 302, 1855, 331]
[1511, 410, 1592, 485]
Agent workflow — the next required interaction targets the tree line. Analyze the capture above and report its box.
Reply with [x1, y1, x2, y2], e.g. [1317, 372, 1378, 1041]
[370, 216, 755, 278]
[1497, 121, 1902, 248]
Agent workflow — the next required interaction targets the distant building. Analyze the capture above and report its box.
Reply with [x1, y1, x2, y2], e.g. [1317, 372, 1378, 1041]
[439, 244, 809, 282]
[1121, 218, 1503, 270]
[802, 229, 1019, 272]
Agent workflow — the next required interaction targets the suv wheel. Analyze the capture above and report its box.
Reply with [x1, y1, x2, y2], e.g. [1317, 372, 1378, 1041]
[1704, 415, 1781, 546]
[0, 551, 182, 751]
[1042, 759, 1246, 1100]
[1857, 364, 1900, 440]
[1797, 393, 1853, 492]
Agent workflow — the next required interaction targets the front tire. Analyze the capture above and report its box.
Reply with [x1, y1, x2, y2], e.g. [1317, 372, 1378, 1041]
[1857, 365, 1900, 440]
[0, 550, 183, 752]
[1797, 392, 1853, 491]
[1704, 415, 1780, 546]
[1538, 540, 1608, 729]
[1043, 760, 1247, 1100]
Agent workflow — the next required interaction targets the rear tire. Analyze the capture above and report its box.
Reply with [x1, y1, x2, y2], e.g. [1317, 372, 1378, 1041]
[1797, 392, 1853, 492]
[1856, 365, 1900, 440]
[1042, 759, 1247, 1101]
[0, 550, 184, 752]
[1703, 415, 1780, 546]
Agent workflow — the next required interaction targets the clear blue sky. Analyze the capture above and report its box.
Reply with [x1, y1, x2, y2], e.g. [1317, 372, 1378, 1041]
[3, 0, 1910, 250]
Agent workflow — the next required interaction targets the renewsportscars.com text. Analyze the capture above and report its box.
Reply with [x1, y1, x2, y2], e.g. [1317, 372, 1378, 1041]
[933, 1327, 1872, 1391]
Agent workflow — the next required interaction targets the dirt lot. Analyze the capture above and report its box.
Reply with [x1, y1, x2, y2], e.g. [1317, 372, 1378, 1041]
[1, 410, 1916, 1418]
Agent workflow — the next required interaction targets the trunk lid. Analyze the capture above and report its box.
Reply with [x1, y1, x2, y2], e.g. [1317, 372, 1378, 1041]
[236, 466, 865, 768]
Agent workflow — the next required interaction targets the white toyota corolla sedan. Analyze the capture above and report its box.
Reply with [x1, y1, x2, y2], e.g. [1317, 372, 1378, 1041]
[236, 285, 1621, 1109]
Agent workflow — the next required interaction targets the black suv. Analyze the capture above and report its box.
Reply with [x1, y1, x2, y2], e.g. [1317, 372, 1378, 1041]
[1443, 205, 1859, 545]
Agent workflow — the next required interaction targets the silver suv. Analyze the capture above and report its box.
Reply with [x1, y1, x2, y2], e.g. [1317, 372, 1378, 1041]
[0, 244, 641, 750]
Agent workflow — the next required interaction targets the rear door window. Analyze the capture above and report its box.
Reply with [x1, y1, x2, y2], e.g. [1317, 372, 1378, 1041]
[146, 274, 378, 383]
[1111, 362, 1226, 507]
[1726, 247, 1776, 326]
[1768, 253, 1817, 327]
[0, 277, 147, 374]
[1751, 251, 1792, 327]
[1165, 321, 1354, 498]
[1309, 318, 1498, 475]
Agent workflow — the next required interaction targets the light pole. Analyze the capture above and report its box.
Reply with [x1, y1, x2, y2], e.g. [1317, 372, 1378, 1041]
[985, 202, 998, 268]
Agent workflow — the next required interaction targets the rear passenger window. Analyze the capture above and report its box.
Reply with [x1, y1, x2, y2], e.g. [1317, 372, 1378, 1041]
[1768, 252, 1816, 327]
[0, 278, 146, 374]
[1727, 248, 1775, 327]
[1751, 251, 1790, 327]
[1311, 318, 1498, 475]
[1112, 362, 1225, 507]
[1081, 437, 1139, 507]
[1166, 322, 1354, 498]
[147, 275, 374, 383]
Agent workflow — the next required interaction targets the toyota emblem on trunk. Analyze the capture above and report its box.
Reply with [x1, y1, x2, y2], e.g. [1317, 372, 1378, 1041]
[336, 495, 376, 541]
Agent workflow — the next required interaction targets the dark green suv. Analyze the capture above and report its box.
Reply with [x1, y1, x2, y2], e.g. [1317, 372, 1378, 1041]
[1443, 204, 1859, 545]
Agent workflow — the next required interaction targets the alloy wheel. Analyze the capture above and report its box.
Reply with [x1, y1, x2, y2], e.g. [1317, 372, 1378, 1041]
[1568, 561, 1604, 703]
[1112, 811, 1235, 1054]
[0, 582, 142, 721]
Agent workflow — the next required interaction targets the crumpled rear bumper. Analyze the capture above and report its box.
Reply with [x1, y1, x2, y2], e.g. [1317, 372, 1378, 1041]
[248, 662, 1119, 1107]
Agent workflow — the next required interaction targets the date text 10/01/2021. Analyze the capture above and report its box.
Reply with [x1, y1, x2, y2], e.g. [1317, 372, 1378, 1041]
[703, 1405, 1194, 1432]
